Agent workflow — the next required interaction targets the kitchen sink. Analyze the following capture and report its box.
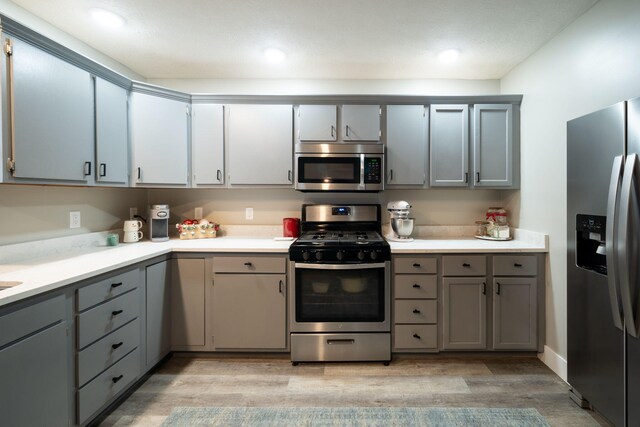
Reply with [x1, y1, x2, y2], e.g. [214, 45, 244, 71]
[0, 281, 22, 290]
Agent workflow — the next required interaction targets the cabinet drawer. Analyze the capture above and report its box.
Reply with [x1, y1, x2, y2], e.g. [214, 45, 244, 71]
[77, 268, 139, 311]
[493, 255, 538, 276]
[442, 255, 486, 276]
[0, 294, 65, 348]
[394, 300, 437, 324]
[78, 348, 140, 424]
[394, 257, 437, 274]
[77, 319, 140, 387]
[395, 275, 437, 299]
[394, 324, 437, 349]
[77, 289, 139, 349]
[213, 256, 286, 273]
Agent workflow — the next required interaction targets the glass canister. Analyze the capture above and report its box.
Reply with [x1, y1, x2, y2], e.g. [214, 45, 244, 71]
[475, 220, 489, 237]
[486, 207, 508, 225]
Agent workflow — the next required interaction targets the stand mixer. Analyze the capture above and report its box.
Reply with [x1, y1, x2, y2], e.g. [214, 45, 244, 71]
[387, 201, 415, 242]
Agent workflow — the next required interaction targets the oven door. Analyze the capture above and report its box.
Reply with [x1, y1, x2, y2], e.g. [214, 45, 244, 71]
[289, 262, 391, 333]
[295, 153, 364, 191]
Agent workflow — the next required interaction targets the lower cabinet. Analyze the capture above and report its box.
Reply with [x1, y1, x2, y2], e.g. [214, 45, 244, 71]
[145, 260, 171, 367]
[492, 277, 537, 350]
[442, 278, 487, 350]
[171, 258, 207, 349]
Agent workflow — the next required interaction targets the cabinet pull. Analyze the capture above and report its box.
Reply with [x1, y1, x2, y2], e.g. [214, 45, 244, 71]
[412, 263, 421, 268]
[496, 282, 501, 295]
[112, 374, 124, 384]
[327, 339, 355, 345]
[137, 167, 141, 181]
[413, 333, 421, 339]
[99, 163, 107, 177]
[84, 161, 92, 176]
[412, 309, 421, 314]
[217, 169, 222, 182]
[244, 262, 253, 267]
[111, 310, 123, 316]
[111, 342, 124, 350]
[482, 282, 486, 295]
[279, 280, 284, 293]
[5, 39, 16, 175]
[514, 263, 523, 267]
[288, 170, 292, 182]
[389, 169, 393, 182]
[345, 125, 350, 137]
[412, 284, 421, 288]
[462, 263, 471, 267]
[464, 172, 469, 183]
[111, 282, 123, 288]
[476, 172, 480, 183]
[331, 125, 335, 138]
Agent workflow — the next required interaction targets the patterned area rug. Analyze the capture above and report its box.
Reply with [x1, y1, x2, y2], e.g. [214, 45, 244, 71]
[161, 406, 551, 426]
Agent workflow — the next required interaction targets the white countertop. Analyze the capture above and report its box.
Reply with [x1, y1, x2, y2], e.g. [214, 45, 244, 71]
[0, 227, 547, 308]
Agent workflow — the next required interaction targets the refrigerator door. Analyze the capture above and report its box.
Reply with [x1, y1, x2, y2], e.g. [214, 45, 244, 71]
[567, 101, 625, 427]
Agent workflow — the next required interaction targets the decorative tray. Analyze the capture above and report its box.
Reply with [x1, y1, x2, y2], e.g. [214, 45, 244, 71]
[474, 235, 513, 241]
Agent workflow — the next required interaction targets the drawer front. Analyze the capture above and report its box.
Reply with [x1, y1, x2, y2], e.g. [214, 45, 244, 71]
[78, 289, 139, 349]
[394, 300, 437, 324]
[291, 333, 390, 362]
[0, 294, 65, 348]
[394, 257, 437, 274]
[493, 255, 538, 276]
[395, 275, 437, 299]
[77, 319, 140, 387]
[394, 324, 437, 349]
[78, 348, 140, 424]
[442, 255, 486, 276]
[213, 256, 286, 273]
[78, 268, 139, 311]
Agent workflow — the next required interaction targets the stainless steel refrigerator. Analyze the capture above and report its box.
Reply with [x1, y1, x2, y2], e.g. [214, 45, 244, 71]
[567, 97, 640, 427]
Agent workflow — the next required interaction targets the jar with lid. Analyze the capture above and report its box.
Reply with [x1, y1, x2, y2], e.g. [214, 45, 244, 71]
[486, 207, 508, 225]
[475, 220, 489, 237]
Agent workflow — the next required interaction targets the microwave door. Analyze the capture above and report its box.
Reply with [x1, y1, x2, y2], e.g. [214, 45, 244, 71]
[295, 154, 364, 191]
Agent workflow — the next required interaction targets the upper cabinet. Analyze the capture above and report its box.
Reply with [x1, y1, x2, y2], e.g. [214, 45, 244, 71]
[342, 105, 381, 142]
[298, 105, 337, 142]
[191, 104, 224, 186]
[472, 104, 515, 188]
[227, 104, 293, 185]
[429, 104, 469, 187]
[95, 78, 129, 186]
[6, 36, 94, 183]
[386, 105, 428, 186]
[130, 90, 190, 187]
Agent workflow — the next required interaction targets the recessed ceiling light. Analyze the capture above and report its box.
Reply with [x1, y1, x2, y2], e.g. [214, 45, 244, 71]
[264, 48, 286, 63]
[438, 48, 460, 63]
[90, 8, 125, 29]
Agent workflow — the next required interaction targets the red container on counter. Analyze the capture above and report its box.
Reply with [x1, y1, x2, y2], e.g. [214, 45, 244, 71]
[283, 218, 300, 238]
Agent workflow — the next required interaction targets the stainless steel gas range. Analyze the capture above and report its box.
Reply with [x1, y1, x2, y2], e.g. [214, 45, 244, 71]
[288, 204, 391, 364]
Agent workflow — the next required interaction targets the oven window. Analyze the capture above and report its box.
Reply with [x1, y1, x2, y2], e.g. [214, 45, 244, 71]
[295, 267, 385, 322]
[297, 157, 360, 183]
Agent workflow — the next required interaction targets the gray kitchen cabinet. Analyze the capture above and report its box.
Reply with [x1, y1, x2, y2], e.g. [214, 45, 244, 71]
[7, 36, 94, 183]
[442, 277, 487, 350]
[145, 260, 171, 367]
[472, 104, 514, 187]
[386, 105, 428, 186]
[429, 104, 469, 187]
[192, 104, 225, 186]
[171, 258, 206, 348]
[95, 78, 129, 185]
[0, 295, 70, 427]
[130, 91, 189, 186]
[492, 278, 537, 350]
[227, 104, 293, 185]
[342, 104, 381, 142]
[298, 104, 337, 141]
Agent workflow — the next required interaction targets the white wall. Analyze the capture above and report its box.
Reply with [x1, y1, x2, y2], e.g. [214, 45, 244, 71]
[500, 0, 640, 379]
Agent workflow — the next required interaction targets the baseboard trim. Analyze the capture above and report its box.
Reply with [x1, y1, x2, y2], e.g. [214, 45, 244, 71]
[538, 345, 567, 381]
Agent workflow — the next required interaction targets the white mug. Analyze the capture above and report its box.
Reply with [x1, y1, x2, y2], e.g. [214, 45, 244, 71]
[124, 220, 143, 231]
[123, 230, 143, 243]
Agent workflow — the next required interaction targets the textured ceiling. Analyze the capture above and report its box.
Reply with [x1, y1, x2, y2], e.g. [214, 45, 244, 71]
[9, 0, 598, 79]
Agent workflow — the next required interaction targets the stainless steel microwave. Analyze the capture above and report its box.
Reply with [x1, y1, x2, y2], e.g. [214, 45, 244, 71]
[294, 143, 384, 192]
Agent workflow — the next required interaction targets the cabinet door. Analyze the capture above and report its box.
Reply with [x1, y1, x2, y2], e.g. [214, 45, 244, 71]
[429, 104, 469, 187]
[473, 104, 513, 187]
[342, 105, 381, 141]
[130, 92, 189, 186]
[192, 104, 224, 186]
[146, 260, 171, 367]
[386, 105, 427, 185]
[171, 258, 206, 347]
[228, 104, 293, 185]
[212, 274, 286, 349]
[10, 37, 94, 182]
[442, 277, 486, 350]
[492, 278, 537, 350]
[298, 105, 337, 141]
[95, 78, 129, 185]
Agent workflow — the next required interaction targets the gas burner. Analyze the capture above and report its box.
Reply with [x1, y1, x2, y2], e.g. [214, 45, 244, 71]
[356, 241, 370, 245]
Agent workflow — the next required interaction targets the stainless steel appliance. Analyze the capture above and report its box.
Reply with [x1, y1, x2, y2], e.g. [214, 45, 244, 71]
[387, 200, 414, 242]
[289, 204, 391, 363]
[567, 97, 640, 427]
[294, 143, 384, 192]
[149, 204, 170, 242]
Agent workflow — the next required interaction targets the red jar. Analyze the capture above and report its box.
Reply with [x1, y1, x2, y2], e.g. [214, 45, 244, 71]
[283, 218, 300, 238]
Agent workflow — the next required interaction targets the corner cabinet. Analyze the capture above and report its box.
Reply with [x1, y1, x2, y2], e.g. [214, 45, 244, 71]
[227, 104, 293, 185]
[130, 89, 190, 187]
[191, 104, 225, 186]
[386, 105, 428, 186]
[145, 260, 171, 368]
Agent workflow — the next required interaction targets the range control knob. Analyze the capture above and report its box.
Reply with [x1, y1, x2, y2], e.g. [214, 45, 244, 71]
[315, 251, 323, 261]
[302, 251, 310, 261]
[370, 251, 378, 260]
[336, 251, 344, 261]
[357, 251, 365, 260]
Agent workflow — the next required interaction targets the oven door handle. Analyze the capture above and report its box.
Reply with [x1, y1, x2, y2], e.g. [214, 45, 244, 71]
[294, 263, 387, 270]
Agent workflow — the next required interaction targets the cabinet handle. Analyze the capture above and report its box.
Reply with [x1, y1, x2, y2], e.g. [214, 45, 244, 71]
[412, 309, 421, 314]
[279, 280, 284, 293]
[327, 339, 355, 345]
[111, 282, 123, 288]
[288, 170, 292, 182]
[111, 342, 124, 350]
[331, 125, 335, 139]
[413, 333, 421, 339]
[514, 263, 523, 267]
[111, 310, 123, 316]
[137, 167, 141, 181]
[462, 263, 471, 267]
[476, 172, 480, 183]
[99, 163, 107, 177]
[482, 282, 486, 295]
[412, 263, 421, 268]
[412, 284, 421, 288]
[244, 262, 253, 267]
[389, 169, 393, 182]
[5, 39, 16, 175]
[345, 125, 350, 137]
[464, 172, 469, 183]
[84, 161, 92, 176]
[496, 282, 501, 295]
[217, 169, 222, 182]
[112, 374, 124, 384]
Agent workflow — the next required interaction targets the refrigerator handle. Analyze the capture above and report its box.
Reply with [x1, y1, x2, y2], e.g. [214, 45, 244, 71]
[606, 155, 625, 330]
[617, 153, 640, 338]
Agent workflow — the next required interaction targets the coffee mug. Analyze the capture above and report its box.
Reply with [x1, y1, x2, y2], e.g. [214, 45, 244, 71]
[124, 220, 143, 231]
[123, 230, 143, 243]
[106, 233, 119, 247]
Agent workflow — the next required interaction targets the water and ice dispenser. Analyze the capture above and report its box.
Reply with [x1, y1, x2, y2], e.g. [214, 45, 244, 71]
[575, 214, 607, 275]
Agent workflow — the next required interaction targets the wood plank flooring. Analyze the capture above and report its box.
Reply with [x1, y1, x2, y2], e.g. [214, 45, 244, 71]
[100, 353, 610, 426]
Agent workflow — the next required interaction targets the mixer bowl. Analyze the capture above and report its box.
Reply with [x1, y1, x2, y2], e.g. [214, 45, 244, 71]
[391, 218, 414, 238]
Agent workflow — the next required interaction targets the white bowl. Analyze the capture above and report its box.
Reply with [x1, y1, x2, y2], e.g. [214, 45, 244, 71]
[341, 278, 366, 293]
[312, 282, 330, 293]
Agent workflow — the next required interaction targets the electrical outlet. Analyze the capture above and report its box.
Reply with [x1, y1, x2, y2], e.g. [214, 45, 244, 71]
[69, 211, 81, 229]
[194, 207, 203, 220]
[246, 207, 254, 220]
[129, 207, 138, 220]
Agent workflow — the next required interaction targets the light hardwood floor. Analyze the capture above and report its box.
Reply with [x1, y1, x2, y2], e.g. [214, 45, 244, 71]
[100, 353, 609, 426]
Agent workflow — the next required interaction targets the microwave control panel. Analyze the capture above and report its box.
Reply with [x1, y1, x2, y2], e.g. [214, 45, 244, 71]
[364, 157, 382, 183]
